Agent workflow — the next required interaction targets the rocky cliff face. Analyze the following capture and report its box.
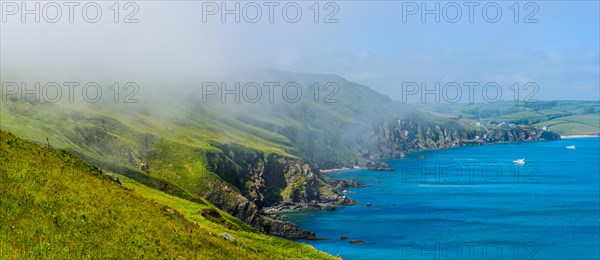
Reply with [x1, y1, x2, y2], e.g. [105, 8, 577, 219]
[205, 143, 354, 208]
[362, 119, 560, 159]
[199, 143, 354, 238]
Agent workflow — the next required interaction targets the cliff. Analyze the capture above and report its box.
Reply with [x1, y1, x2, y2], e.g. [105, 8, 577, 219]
[362, 119, 561, 159]
[199, 143, 356, 238]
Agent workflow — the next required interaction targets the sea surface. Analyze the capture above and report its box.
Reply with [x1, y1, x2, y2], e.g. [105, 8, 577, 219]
[286, 138, 600, 260]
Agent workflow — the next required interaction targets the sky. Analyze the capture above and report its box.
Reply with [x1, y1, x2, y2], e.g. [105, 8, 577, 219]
[1, 1, 599, 103]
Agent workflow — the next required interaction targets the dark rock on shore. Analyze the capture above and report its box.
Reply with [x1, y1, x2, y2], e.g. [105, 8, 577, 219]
[258, 217, 317, 239]
[269, 214, 288, 221]
[263, 200, 350, 213]
[367, 161, 394, 171]
[327, 178, 367, 190]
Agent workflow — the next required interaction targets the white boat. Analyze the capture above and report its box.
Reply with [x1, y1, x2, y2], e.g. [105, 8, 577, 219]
[512, 158, 525, 165]
[566, 145, 576, 149]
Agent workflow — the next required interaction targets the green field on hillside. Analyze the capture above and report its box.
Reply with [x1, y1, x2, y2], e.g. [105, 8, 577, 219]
[416, 101, 599, 135]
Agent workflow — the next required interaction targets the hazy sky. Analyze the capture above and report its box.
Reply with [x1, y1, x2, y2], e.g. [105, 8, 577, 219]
[1, 1, 598, 102]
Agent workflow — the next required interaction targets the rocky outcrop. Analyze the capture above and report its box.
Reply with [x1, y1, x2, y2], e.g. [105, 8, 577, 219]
[257, 217, 317, 239]
[326, 178, 367, 190]
[363, 119, 560, 159]
[479, 128, 561, 142]
[197, 177, 319, 239]
[206, 143, 354, 207]
[366, 162, 393, 171]
[199, 143, 354, 238]
[362, 119, 462, 159]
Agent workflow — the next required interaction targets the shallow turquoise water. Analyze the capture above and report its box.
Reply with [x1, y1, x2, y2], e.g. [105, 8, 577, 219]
[286, 138, 600, 259]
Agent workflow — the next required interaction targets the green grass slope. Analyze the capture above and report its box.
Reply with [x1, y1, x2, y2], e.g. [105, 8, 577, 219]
[0, 130, 333, 259]
[0, 71, 423, 217]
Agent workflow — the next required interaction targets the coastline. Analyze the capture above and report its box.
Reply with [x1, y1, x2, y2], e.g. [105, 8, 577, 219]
[273, 136, 566, 240]
[561, 134, 600, 139]
[286, 137, 600, 259]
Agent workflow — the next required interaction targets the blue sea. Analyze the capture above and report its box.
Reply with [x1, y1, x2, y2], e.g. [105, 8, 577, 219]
[286, 138, 600, 260]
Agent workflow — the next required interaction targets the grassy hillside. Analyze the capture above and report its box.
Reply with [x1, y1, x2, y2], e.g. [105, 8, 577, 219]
[415, 101, 599, 135]
[0, 71, 417, 255]
[0, 130, 333, 259]
[0, 71, 418, 168]
[0, 71, 423, 216]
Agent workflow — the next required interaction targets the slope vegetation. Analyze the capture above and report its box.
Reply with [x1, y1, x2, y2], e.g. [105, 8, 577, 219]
[416, 101, 599, 135]
[0, 130, 333, 259]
